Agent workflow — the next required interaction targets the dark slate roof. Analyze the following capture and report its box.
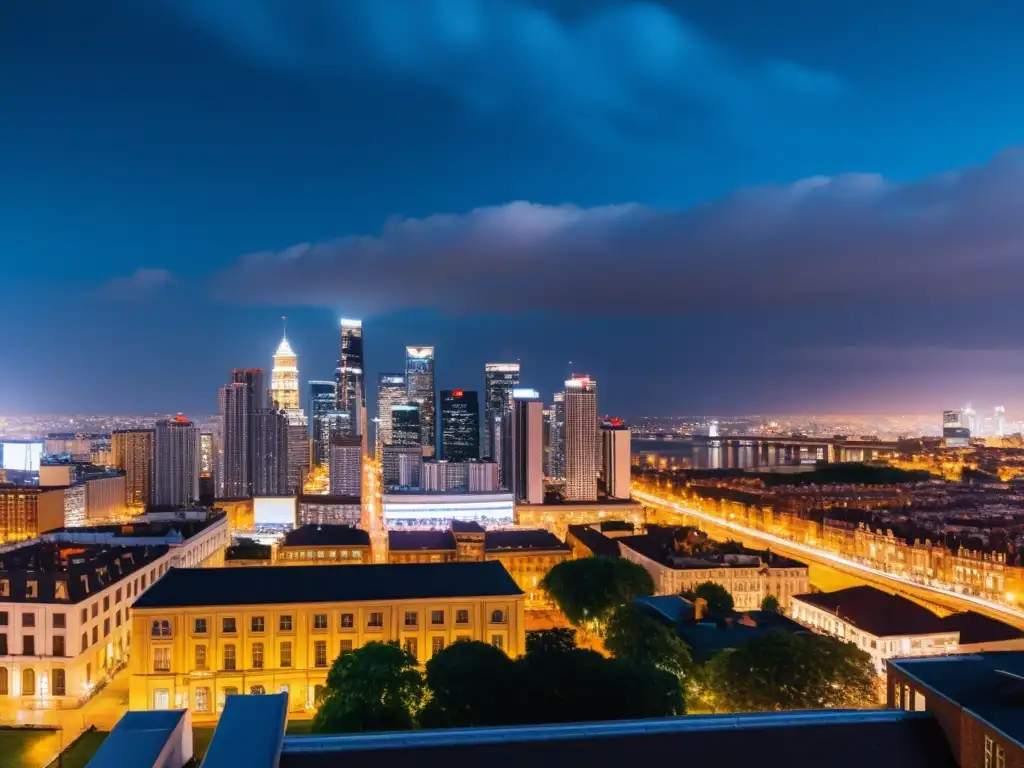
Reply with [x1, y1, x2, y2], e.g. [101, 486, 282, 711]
[297, 495, 361, 506]
[450, 520, 485, 533]
[279, 711, 955, 768]
[484, 530, 569, 552]
[678, 618, 810, 664]
[891, 652, 1024, 746]
[792, 586, 950, 637]
[566, 525, 620, 557]
[940, 611, 1024, 645]
[282, 525, 370, 548]
[388, 530, 457, 551]
[132, 561, 522, 608]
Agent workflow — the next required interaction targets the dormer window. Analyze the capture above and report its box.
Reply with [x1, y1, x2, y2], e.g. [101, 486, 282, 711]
[0, 580, 8, 598]
[55, 582, 68, 601]
[25, 581, 37, 599]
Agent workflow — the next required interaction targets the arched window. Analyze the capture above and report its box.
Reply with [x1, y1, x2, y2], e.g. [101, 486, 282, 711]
[490, 609, 506, 624]
[53, 669, 66, 697]
[249, 685, 265, 695]
[22, 669, 35, 696]
[0, 667, 8, 695]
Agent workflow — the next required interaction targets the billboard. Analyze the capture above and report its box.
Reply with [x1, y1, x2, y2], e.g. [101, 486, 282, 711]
[2, 441, 44, 472]
[253, 496, 297, 527]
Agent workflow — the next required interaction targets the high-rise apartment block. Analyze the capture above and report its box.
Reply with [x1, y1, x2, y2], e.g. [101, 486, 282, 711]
[153, 416, 200, 507]
[252, 409, 289, 496]
[440, 389, 480, 462]
[218, 382, 251, 497]
[484, 363, 520, 473]
[376, 373, 407, 453]
[335, 319, 367, 447]
[405, 347, 436, 457]
[601, 419, 631, 499]
[563, 375, 598, 502]
[511, 389, 544, 504]
[308, 380, 336, 464]
[329, 435, 362, 497]
[285, 410, 309, 494]
[111, 428, 154, 509]
[546, 392, 565, 480]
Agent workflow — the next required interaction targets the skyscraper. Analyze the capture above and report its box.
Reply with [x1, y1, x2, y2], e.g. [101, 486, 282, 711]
[546, 392, 565, 480]
[440, 389, 480, 462]
[308, 380, 336, 464]
[601, 419, 631, 499]
[383, 404, 422, 489]
[405, 346, 436, 456]
[996, 406, 1006, 438]
[285, 410, 309, 494]
[335, 319, 367, 445]
[111, 428, 154, 509]
[376, 373, 407, 453]
[218, 381, 251, 497]
[252, 409, 289, 496]
[153, 416, 200, 507]
[510, 389, 544, 504]
[484, 363, 520, 465]
[390, 404, 422, 448]
[564, 375, 598, 502]
[329, 435, 363, 496]
[232, 369, 265, 411]
[270, 332, 300, 410]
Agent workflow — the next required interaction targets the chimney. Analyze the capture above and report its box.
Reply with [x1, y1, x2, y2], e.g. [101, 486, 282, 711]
[693, 597, 708, 622]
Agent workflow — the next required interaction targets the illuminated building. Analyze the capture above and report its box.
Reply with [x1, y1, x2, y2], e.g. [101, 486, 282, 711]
[335, 319, 366, 446]
[218, 382, 252, 498]
[483, 363, 520, 469]
[232, 368, 266, 411]
[390, 404, 421, 447]
[439, 389, 479, 462]
[153, 417, 201, 508]
[0, 441, 43, 472]
[382, 491, 514, 529]
[996, 405, 1006, 438]
[942, 409, 970, 448]
[421, 460, 469, 492]
[963, 403, 978, 437]
[252, 410, 289, 497]
[276, 525, 370, 565]
[269, 333, 300, 411]
[382, 446, 422, 490]
[111, 429, 154, 509]
[482, 530, 570, 608]
[516, 498, 646, 540]
[127, 562, 525, 713]
[601, 419, 631, 500]
[387, 530, 458, 563]
[468, 461, 500, 492]
[0, 487, 67, 542]
[510, 389, 544, 505]
[328, 436, 362, 497]
[563, 375, 598, 502]
[375, 373, 406, 454]
[295, 495, 361, 528]
[307, 381, 336, 464]
[199, 433, 216, 479]
[284, 411, 309, 494]
[405, 347, 436, 457]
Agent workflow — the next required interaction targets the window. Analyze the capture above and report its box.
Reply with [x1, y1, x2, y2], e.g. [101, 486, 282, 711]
[491, 635, 504, 651]
[115, 611, 122, 627]
[251, 616, 265, 633]
[314, 641, 328, 668]
[431, 610, 445, 626]
[313, 614, 328, 630]
[80, 608, 87, 624]
[252, 642, 264, 670]
[404, 638, 418, 657]
[22, 669, 34, 696]
[985, 736, 993, 768]
[0, 667, 6, 695]
[26, 581, 37, 599]
[222, 618, 237, 634]
[53, 668, 66, 696]
[151, 620, 171, 638]
[455, 609, 469, 625]
[279, 615, 293, 632]
[194, 644, 208, 670]
[367, 612, 383, 628]
[250, 685, 266, 695]
[91, 603, 98, 618]
[223, 644, 236, 671]
[103, 596, 110, 611]
[154, 648, 171, 672]
[280, 642, 292, 668]
[456, 635, 471, 643]
[194, 618, 207, 634]
[81, 633, 88, 653]
[404, 611, 418, 628]
[0, 612, 6, 627]
[997, 745, 1006, 768]
[52, 636, 65, 657]
[23, 636, 35, 656]
[432, 637, 444, 656]
[103, 619, 110, 637]
[340, 613, 354, 629]
[92, 627, 98, 644]
[52, 613, 66, 629]
[340, 640, 353, 654]
[115, 588, 122, 603]
[490, 609, 506, 624]
[22, 613, 35, 628]
[195, 687, 210, 712]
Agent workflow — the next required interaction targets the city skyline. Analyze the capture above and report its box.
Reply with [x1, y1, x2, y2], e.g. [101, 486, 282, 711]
[7, 2, 1024, 415]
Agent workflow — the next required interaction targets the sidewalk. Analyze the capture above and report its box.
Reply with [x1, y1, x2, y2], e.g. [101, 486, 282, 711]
[0, 668, 129, 734]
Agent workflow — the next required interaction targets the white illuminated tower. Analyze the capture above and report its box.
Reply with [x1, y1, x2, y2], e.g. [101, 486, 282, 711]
[563, 375, 598, 502]
[336, 319, 367, 447]
[405, 346, 436, 457]
[270, 319, 300, 410]
[996, 406, 1006, 438]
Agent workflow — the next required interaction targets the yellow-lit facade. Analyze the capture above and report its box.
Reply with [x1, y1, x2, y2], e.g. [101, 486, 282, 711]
[0, 488, 66, 544]
[276, 543, 369, 565]
[129, 593, 526, 717]
[214, 498, 254, 532]
[486, 549, 568, 608]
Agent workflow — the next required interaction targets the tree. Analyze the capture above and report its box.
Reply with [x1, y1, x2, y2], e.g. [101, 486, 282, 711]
[526, 628, 577, 656]
[541, 556, 655, 630]
[680, 581, 734, 617]
[760, 594, 781, 613]
[604, 604, 693, 685]
[420, 640, 518, 728]
[312, 641, 425, 733]
[701, 630, 877, 713]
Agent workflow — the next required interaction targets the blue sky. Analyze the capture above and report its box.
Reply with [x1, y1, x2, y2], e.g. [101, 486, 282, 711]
[3, 0, 1024, 417]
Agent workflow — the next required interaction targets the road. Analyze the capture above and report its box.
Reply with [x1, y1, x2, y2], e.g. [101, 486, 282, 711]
[635, 488, 1024, 631]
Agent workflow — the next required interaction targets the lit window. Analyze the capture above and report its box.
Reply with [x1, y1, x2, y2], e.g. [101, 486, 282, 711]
[340, 640, 353, 654]
[367, 612, 383, 629]
[455, 610, 469, 625]
[195, 687, 210, 712]
[404, 638, 418, 657]
[313, 614, 328, 630]
[154, 647, 171, 672]
[223, 644, 236, 671]
[491, 635, 504, 651]
[250, 685, 266, 695]
[280, 642, 292, 668]
[340, 613, 354, 629]
[314, 641, 328, 668]
[432, 637, 444, 656]
[431, 610, 444, 626]
[195, 645, 207, 670]
[404, 612, 418, 628]
[252, 643, 264, 670]
[251, 616, 265, 633]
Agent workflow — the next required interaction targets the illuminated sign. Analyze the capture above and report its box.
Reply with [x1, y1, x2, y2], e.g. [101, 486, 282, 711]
[253, 496, 297, 527]
[485, 363, 520, 373]
[2, 442, 43, 472]
[452, 390, 464, 398]
[512, 388, 540, 399]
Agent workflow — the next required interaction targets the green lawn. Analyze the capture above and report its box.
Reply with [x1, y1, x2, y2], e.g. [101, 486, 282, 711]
[52, 731, 108, 768]
[0, 729, 61, 768]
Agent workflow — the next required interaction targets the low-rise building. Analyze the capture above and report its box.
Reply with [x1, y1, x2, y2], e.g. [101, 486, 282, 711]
[295, 495, 361, 528]
[483, 530, 570, 608]
[224, 541, 273, 568]
[566, 522, 636, 558]
[276, 525, 370, 565]
[127, 561, 526, 716]
[387, 531, 457, 564]
[515, 498, 646, 540]
[450, 520, 486, 561]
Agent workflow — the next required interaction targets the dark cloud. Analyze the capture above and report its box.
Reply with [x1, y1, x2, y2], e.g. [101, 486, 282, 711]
[209, 147, 1024, 317]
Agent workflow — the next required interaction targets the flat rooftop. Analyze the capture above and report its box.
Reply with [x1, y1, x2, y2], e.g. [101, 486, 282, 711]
[484, 530, 569, 552]
[281, 525, 370, 548]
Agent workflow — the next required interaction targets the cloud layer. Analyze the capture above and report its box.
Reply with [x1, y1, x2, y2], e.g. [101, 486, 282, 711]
[99, 268, 174, 299]
[164, 0, 842, 142]
[206, 147, 1024, 316]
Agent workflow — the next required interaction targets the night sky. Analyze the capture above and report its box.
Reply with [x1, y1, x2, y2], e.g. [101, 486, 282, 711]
[4, 0, 1024, 417]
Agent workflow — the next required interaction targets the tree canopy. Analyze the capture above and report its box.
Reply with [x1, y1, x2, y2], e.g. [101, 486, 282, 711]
[701, 630, 877, 713]
[540, 556, 655, 629]
[420, 640, 518, 728]
[312, 641, 425, 733]
[604, 603, 693, 684]
[525, 628, 577, 656]
[760, 594, 781, 613]
[681, 581, 734, 617]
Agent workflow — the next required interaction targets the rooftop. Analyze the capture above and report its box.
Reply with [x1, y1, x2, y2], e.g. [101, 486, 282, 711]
[132, 561, 523, 609]
[940, 611, 1024, 645]
[281, 525, 370, 548]
[388, 530, 457, 551]
[484, 530, 569, 553]
[793, 586, 950, 638]
[566, 525, 621, 557]
[450, 520, 485, 534]
[618, 533, 804, 571]
[297, 495, 361, 506]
